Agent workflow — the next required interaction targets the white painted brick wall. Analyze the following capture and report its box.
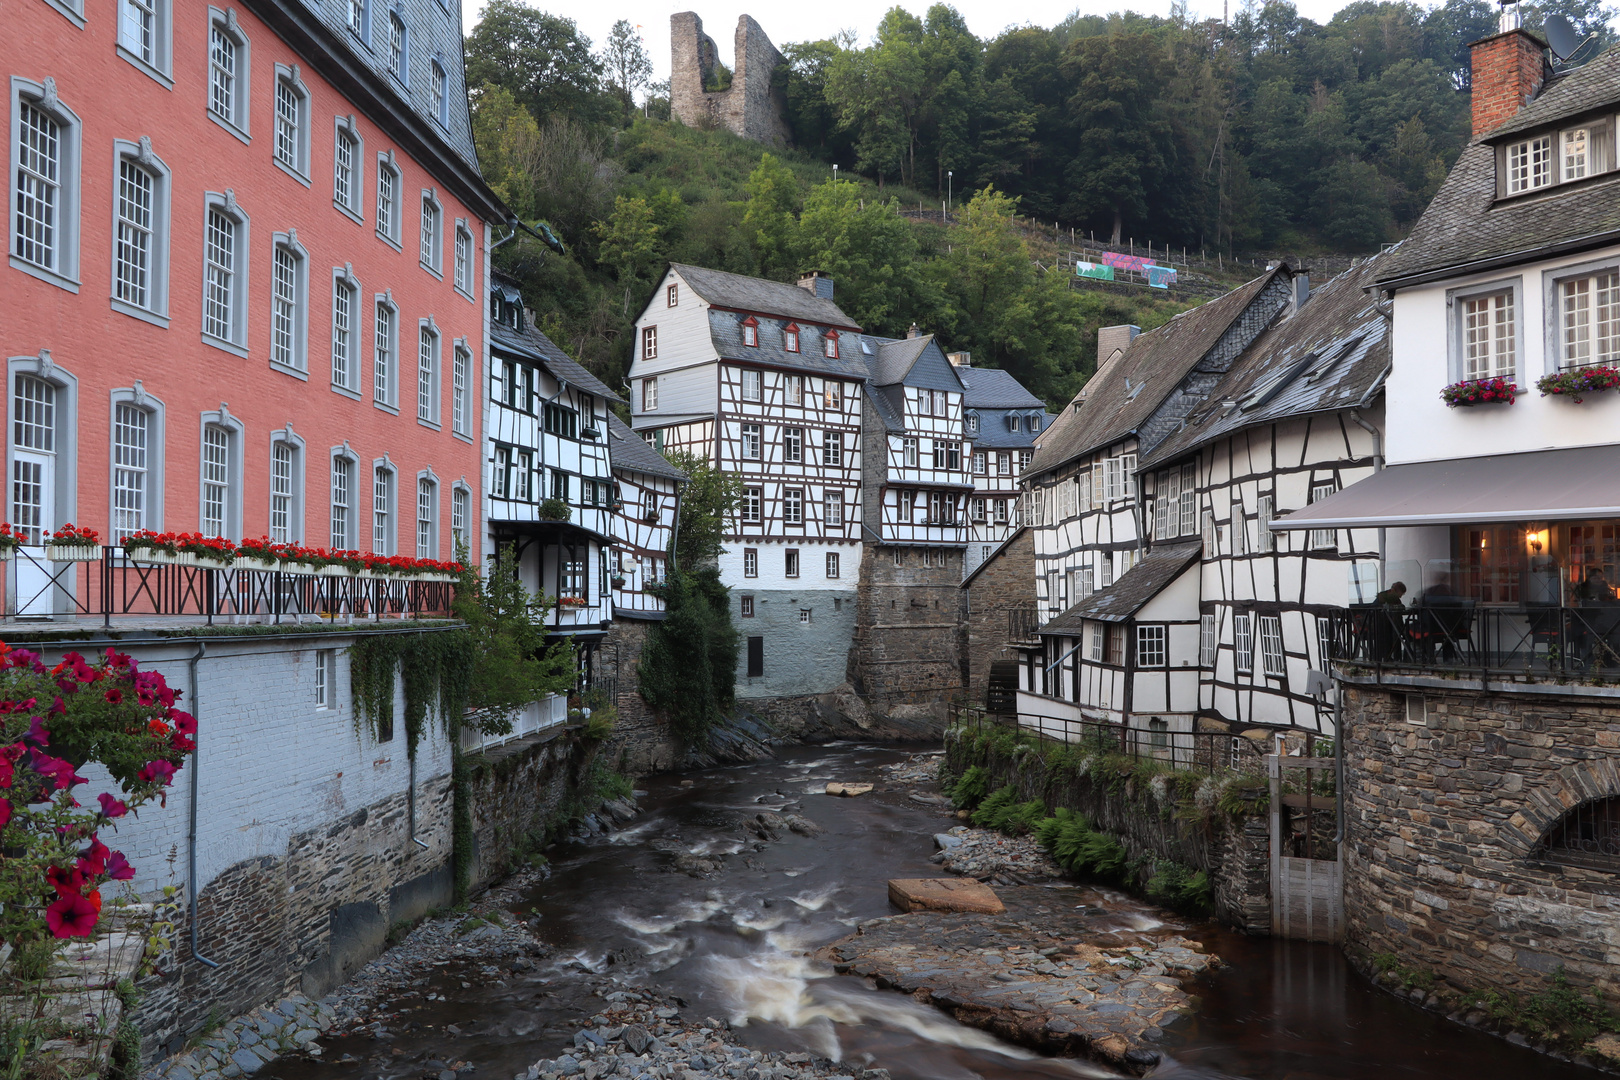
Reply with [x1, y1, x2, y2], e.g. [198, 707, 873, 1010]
[53, 635, 454, 898]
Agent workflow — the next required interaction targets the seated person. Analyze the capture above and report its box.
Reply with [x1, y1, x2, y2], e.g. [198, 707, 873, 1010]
[1579, 568, 1617, 603]
[1373, 582, 1407, 608]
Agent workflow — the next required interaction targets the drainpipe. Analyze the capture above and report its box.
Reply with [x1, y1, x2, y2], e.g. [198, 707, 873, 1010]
[489, 215, 520, 252]
[1332, 673, 1346, 846]
[186, 641, 220, 969]
[408, 754, 429, 850]
[667, 481, 683, 573]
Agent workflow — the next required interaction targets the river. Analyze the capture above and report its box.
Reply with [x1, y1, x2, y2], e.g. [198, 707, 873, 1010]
[265, 743, 1593, 1080]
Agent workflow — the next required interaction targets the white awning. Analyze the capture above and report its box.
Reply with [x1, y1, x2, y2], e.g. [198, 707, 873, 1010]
[1272, 445, 1620, 530]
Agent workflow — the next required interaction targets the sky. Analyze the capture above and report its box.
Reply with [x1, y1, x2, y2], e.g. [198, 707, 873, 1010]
[472, 0, 1413, 88]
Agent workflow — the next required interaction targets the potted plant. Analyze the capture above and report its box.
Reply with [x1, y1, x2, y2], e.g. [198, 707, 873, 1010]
[557, 595, 589, 608]
[610, 575, 626, 589]
[44, 524, 101, 562]
[321, 550, 366, 577]
[1537, 364, 1620, 403]
[643, 509, 660, 525]
[0, 524, 23, 561]
[1440, 377, 1518, 407]
[539, 498, 571, 522]
[234, 536, 283, 572]
[177, 533, 236, 567]
[123, 529, 182, 565]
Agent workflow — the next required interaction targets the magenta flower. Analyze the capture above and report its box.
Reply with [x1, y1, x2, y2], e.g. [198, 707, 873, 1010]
[46, 892, 99, 937]
[77, 838, 109, 875]
[97, 793, 128, 818]
[0, 797, 10, 829]
[29, 748, 86, 790]
[138, 759, 176, 786]
[171, 709, 197, 736]
[103, 689, 123, 704]
[47, 863, 86, 896]
[24, 716, 49, 746]
[0, 756, 11, 789]
[104, 851, 135, 881]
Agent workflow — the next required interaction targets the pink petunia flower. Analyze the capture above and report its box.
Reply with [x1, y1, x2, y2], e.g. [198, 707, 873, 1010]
[97, 793, 128, 818]
[24, 716, 48, 746]
[77, 838, 109, 876]
[137, 759, 176, 786]
[29, 748, 86, 790]
[46, 892, 99, 937]
[104, 851, 135, 881]
[0, 797, 10, 829]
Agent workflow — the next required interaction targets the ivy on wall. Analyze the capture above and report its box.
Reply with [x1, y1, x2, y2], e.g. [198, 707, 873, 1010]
[349, 629, 477, 762]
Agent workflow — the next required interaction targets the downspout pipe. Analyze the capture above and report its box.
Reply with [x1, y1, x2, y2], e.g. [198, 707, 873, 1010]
[1332, 674, 1346, 846]
[187, 641, 220, 969]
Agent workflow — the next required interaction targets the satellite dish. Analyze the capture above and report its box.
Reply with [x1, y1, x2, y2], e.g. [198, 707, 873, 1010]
[1546, 14, 1581, 60]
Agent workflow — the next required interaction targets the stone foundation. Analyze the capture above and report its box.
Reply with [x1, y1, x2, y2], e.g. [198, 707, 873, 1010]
[464, 727, 600, 889]
[850, 546, 968, 700]
[1342, 675, 1620, 997]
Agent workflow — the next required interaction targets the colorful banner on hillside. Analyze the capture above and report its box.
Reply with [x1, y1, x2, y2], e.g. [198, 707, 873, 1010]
[1100, 251, 1156, 274]
[1076, 261, 1115, 280]
[1146, 265, 1178, 289]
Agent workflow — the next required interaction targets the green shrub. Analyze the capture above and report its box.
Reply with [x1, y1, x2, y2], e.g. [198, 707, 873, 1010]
[970, 787, 1047, 835]
[950, 765, 991, 810]
[1144, 860, 1213, 914]
[1033, 807, 1128, 881]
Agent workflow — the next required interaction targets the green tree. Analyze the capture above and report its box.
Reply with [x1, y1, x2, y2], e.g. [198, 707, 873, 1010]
[1312, 158, 1394, 249]
[793, 178, 936, 334]
[465, 0, 610, 126]
[470, 83, 541, 219]
[742, 153, 802, 279]
[593, 195, 661, 285]
[824, 8, 929, 185]
[637, 568, 739, 746]
[664, 451, 742, 569]
[601, 19, 653, 126]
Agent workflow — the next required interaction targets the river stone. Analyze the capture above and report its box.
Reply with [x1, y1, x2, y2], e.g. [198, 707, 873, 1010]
[622, 1025, 652, 1054]
[887, 878, 1005, 915]
[824, 783, 873, 797]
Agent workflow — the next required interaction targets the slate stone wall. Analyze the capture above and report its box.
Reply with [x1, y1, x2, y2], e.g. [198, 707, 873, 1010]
[1342, 676, 1620, 996]
[601, 617, 683, 775]
[963, 530, 1036, 697]
[669, 12, 790, 144]
[851, 547, 968, 700]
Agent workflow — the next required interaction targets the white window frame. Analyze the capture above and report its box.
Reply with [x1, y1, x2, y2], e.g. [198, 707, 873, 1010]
[1546, 255, 1620, 372]
[1199, 613, 1216, 667]
[329, 447, 357, 550]
[903, 436, 917, 468]
[743, 548, 758, 576]
[741, 367, 762, 401]
[825, 490, 843, 528]
[1233, 613, 1254, 674]
[416, 317, 440, 427]
[373, 290, 398, 410]
[1259, 614, 1286, 677]
[784, 549, 800, 577]
[826, 551, 840, 578]
[387, 10, 408, 83]
[783, 488, 803, 525]
[272, 64, 311, 184]
[740, 486, 762, 523]
[824, 431, 843, 467]
[641, 375, 658, 411]
[206, 9, 250, 143]
[451, 340, 470, 436]
[431, 60, 448, 126]
[415, 471, 437, 559]
[419, 188, 442, 276]
[332, 116, 364, 222]
[346, 0, 369, 42]
[268, 428, 304, 544]
[200, 190, 250, 355]
[453, 220, 473, 297]
[109, 138, 172, 326]
[1448, 278, 1521, 383]
[10, 78, 83, 292]
[109, 388, 164, 541]
[375, 151, 401, 247]
[118, 0, 173, 86]
[641, 325, 657, 360]
[450, 482, 470, 555]
[1136, 624, 1167, 668]
[741, 423, 761, 460]
[198, 408, 243, 538]
[330, 264, 361, 395]
[371, 457, 396, 555]
[315, 649, 336, 710]
[1309, 482, 1338, 550]
[1504, 134, 1553, 195]
[1257, 494, 1275, 553]
[783, 426, 801, 463]
[269, 230, 309, 375]
[1563, 126, 1591, 182]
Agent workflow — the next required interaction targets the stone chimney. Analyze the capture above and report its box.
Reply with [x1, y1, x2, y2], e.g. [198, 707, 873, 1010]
[1470, 26, 1548, 139]
[906, 323, 921, 339]
[1290, 273, 1310, 315]
[1096, 325, 1140, 368]
[946, 351, 971, 367]
[797, 270, 834, 300]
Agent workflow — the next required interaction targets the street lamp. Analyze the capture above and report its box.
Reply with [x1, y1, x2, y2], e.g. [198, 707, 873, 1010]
[832, 163, 839, 184]
[947, 170, 953, 216]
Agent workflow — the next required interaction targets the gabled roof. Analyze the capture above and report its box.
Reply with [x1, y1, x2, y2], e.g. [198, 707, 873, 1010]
[490, 321, 624, 404]
[709, 310, 872, 380]
[1140, 257, 1389, 470]
[608, 415, 686, 481]
[959, 367, 1046, 409]
[1040, 541, 1203, 632]
[1376, 45, 1620, 289]
[867, 335, 933, 386]
[670, 264, 860, 329]
[1028, 267, 1290, 478]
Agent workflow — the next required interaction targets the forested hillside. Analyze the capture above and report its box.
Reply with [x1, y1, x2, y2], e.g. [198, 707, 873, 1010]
[465, 0, 1615, 406]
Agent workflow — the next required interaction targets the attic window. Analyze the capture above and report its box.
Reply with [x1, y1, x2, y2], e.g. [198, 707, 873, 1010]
[1506, 134, 1553, 193]
[860, 337, 873, 355]
[1027, 414, 1042, 432]
[1006, 414, 1020, 432]
[667, 283, 678, 307]
[784, 323, 800, 353]
[823, 330, 839, 359]
[742, 316, 759, 348]
[966, 411, 979, 434]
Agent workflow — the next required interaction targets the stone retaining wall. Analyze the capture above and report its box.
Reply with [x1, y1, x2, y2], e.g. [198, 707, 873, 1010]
[464, 727, 601, 889]
[1341, 676, 1620, 997]
[946, 732, 1270, 933]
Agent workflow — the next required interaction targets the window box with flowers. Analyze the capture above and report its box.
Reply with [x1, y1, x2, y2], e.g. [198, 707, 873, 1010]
[1538, 364, 1620, 403]
[539, 498, 571, 522]
[45, 525, 102, 562]
[0, 524, 24, 561]
[610, 575, 627, 589]
[557, 595, 589, 608]
[1440, 377, 1518, 407]
[233, 536, 285, 572]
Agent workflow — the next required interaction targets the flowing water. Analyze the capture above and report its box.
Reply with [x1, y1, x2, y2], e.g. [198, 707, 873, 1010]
[267, 744, 1594, 1080]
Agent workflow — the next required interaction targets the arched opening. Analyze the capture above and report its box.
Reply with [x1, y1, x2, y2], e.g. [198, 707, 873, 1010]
[1536, 796, 1620, 870]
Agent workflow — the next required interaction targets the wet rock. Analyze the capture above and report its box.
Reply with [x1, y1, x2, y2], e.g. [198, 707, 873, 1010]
[933, 834, 963, 851]
[671, 854, 721, 877]
[887, 878, 1005, 915]
[784, 816, 824, 837]
[824, 783, 873, 798]
[622, 1025, 652, 1054]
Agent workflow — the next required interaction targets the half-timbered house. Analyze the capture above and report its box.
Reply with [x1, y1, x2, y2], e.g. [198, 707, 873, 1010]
[628, 264, 866, 701]
[606, 414, 685, 617]
[956, 357, 1049, 578]
[486, 276, 623, 682]
[1137, 257, 1388, 731]
[1016, 267, 1295, 735]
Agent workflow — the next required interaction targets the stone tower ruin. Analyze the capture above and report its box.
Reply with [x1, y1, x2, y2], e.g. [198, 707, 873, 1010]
[670, 12, 790, 145]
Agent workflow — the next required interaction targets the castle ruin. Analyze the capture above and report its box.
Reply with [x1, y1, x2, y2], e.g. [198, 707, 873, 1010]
[670, 12, 791, 145]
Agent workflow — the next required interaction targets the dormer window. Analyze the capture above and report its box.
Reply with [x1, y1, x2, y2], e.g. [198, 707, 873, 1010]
[1007, 414, 1020, 432]
[667, 283, 678, 307]
[1565, 128, 1591, 181]
[1506, 134, 1553, 194]
[741, 316, 759, 347]
[966, 411, 979, 433]
[1028, 414, 1042, 432]
[823, 330, 839, 359]
[784, 323, 800, 353]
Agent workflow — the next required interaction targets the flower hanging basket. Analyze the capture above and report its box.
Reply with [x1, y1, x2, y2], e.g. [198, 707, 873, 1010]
[1537, 364, 1620, 403]
[1441, 377, 1518, 407]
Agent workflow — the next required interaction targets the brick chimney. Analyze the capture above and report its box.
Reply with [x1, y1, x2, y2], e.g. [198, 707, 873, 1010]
[1470, 27, 1548, 139]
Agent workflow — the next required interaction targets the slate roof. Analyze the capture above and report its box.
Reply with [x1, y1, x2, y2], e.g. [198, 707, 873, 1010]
[867, 335, 935, 386]
[1140, 257, 1389, 470]
[959, 367, 1047, 409]
[709, 310, 873, 381]
[490, 321, 624, 405]
[1027, 267, 1289, 478]
[1376, 45, 1620, 289]
[1040, 541, 1204, 633]
[672, 264, 860, 329]
[868, 385, 907, 434]
[607, 416, 686, 481]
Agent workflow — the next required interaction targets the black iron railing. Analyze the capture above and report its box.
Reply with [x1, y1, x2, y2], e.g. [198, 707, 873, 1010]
[8, 548, 455, 626]
[1326, 603, 1620, 680]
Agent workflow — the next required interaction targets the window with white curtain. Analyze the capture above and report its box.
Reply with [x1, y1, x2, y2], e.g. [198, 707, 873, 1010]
[1559, 270, 1620, 369]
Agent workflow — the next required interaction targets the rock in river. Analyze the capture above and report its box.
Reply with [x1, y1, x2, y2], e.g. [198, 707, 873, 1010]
[887, 878, 1005, 915]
